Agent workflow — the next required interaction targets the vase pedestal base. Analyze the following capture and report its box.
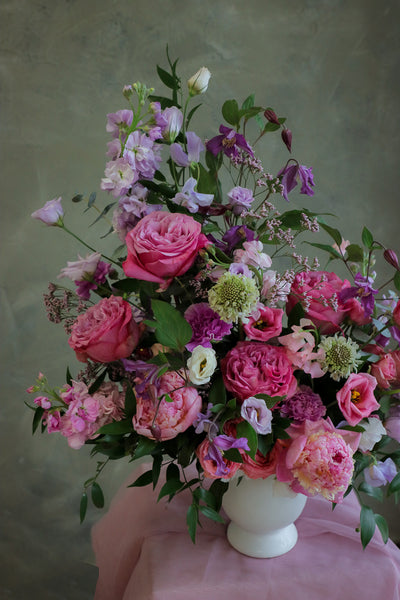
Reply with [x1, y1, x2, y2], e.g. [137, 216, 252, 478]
[226, 520, 298, 558]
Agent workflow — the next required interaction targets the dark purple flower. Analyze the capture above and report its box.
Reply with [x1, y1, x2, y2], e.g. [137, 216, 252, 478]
[222, 225, 256, 253]
[264, 108, 280, 125]
[278, 163, 315, 201]
[384, 249, 400, 271]
[281, 128, 292, 152]
[280, 385, 326, 422]
[121, 359, 162, 401]
[184, 303, 232, 351]
[206, 125, 254, 159]
[339, 273, 378, 317]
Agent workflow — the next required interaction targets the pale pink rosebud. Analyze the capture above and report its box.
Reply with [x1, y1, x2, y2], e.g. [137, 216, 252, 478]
[384, 249, 400, 271]
[264, 108, 280, 125]
[187, 67, 211, 96]
[281, 129, 292, 152]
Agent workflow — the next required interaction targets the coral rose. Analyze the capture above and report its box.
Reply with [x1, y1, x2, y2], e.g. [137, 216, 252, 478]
[241, 442, 284, 480]
[220, 341, 297, 401]
[68, 296, 140, 363]
[133, 370, 202, 441]
[123, 211, 209, 290]
[196, 438, 241, 480]
[336, 373, 379, 426]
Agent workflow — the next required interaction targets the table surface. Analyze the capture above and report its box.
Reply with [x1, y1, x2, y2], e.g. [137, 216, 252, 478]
[92, 464, 400, 600]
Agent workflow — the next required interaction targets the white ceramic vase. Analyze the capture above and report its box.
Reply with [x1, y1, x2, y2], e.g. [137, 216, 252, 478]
[222, 475, 307, 558]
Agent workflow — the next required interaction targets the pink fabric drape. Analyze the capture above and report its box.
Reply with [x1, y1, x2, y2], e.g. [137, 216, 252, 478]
[92, 463, 400, 599]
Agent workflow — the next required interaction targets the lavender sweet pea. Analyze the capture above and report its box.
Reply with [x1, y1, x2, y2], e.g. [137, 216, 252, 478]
[364, 458, 397, 488]
[172, 178, 213, 213]
[205, 434, 250, 478]
[170, 131, 204, 167]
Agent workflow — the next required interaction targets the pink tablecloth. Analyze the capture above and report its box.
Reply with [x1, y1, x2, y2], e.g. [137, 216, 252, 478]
[92, 464, 400, 600]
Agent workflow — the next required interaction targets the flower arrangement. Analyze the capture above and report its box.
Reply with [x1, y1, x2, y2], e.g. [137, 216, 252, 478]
[27, 51, 400, 549]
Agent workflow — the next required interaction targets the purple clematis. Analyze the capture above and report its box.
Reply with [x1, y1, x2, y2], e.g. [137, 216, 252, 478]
[278, 162, 315, 201]
[206, 125, 254, 159]
[205, 434, 250, 478]
[339, 272, 378, 318]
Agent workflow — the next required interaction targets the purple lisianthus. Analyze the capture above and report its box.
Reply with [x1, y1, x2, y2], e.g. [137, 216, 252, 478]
[339, 272, 378, 318]
[206, 125, 254, 159]
[278, 162, 315, 201]
[364, 458, 397, 488]
[172, 178, 213, 213]
[184, 303, 232, 351]
[280, 385, 326, 422]
[58, 252, 112, 300]
[31, 197, 64, 226]
[170, 131, 204, 167]
[240, 397, 272, 434]
[227, 186, 254, 215]
[123, 131, 162, 180]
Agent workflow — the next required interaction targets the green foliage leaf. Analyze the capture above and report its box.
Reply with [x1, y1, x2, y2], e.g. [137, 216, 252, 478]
[346, 244, 364, 262]
[209, 375, 227, 406]
[199, 505, 225, 523]
[304, 242, 341, 259]
[32, 407, 44, 434]
[362, 226, 374, 249]
[186, 104, 202, 127]
[148, 94, 176, 109]
[97, 419, 132, 435]
[186, 503, 198, 543]
[193, 486, 218, 510]
[236, 420, 258, 458]
[197, 163, 217, 195]
[128, 469, 153, 488]
[319, 222, 342, 246]
[394, 271, 400, 292]
[158, 478, 184, 501]
[89, 202, 115, 227]
[241, 93, 255, 109]
[88, 368, 107, 394]
[166, 463, 180, 481]
[151, 299, 193, 351]
[287, 302, 306, 329]
[257, 433, 274, 456]
[387, 471, 400, 496]
[375, 514, 389, 544]
[72, 193, 84, 203]
[156, 65, 178, 90]
[222, 99, 239, 126]
[223, 448, 243, 463]
[88, 191, 96, 208]
[133, 437, 158, 460]
[80, 492, 88, 524]
[263, 122, 280, 133]
[360, 505, 376, 549]
[66, 367, 73, 386]
[358, 481, 383, 502]
[152, 453, 163, 489]
[91, 482, 105, 508]
[124, 382, 136, 419]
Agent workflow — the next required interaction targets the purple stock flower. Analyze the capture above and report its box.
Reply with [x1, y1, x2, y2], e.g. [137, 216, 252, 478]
[339, 272, 378, 318]
[123, 131, 162, 180]
[280, 385, 326, 422]
[101, 158, 138, 198]
[32, 197, 64, 226]
[170, 131, 204, 167]
[106, 110, 133, 139]
[227, 186, 254, 215]
[184, 303, 232, 351]
[240, 397, 272, 434]
[364, 458, 397, 488]
[112, 184, 161, 241]
[172, 177, 213, 213]
[206, 125, 254, 159]
[278, 163, 315, 201]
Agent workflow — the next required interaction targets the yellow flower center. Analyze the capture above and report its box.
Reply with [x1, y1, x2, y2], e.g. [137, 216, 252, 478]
[351, 390, 361, 404]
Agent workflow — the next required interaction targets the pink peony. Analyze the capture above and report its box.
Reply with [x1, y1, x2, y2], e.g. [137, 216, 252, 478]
[68, 296, 140, 363]
[286, 271, 351, 334]
[123, 211, 209, 290]
[220, 341, 297, 401]
[371, 354, 397, 389]
[336, 373, 379, 426]
[133, 370, 202, 441]
[243, 304, 283, 342]
[196, 438, 241, 480]
[276, 418, 360, 502]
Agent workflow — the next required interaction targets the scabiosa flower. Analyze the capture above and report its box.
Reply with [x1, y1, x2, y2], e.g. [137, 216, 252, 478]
[184, 303, 232, 352]
[280, 385, 326, 422]
[208, 272, 259, 323]
[318, 334, 361, 381]
[206, 125, 254, 159]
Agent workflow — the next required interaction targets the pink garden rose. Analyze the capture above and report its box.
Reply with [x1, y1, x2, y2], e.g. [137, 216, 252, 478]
[286, 271, 352, 334]
[371, 354, 397, 389]
[133, 370, 202, 441]
[276, 418, 360, 502]
[336, 372, 379, 426]
[196, 438, 241, 480]
[220, 341, 297, 401]
[241, 442, 284, 480]
[123, 211, 209, 290]
[243, 304, 283, 342]
[68, 295, 140, 363]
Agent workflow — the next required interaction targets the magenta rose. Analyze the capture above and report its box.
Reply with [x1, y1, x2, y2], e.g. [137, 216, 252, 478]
[336, 372, 379, 426]
[133, 370, 202, 441]
[220, 341, 297, 401]
[393, 299, 400, 328]
[123, 211, 209, 290]
[286, 270, 352, 334]
[68, 295, 140, 363]
[243, 305, 283, 342]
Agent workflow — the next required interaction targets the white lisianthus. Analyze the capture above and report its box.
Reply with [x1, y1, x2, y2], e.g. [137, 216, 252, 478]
[187, 67, 211, 95]
[187, 346, 217, 385]
[358, 417, 387, 452]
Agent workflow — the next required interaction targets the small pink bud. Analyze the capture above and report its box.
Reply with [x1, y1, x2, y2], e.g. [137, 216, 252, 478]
[150, 424, 162, 440]
[264, 108, 280, 125]
[384, 249, 400, 271]
[281, 129, 292, 152]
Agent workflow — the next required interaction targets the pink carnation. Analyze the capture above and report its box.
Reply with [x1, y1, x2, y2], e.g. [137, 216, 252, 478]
[133, 370, 202, 441]
[243, 304, 283, 342]
[220, 341, 297, 401]
[336, 373, 379, 426]
[68, 296, 140, 363]
[123, 212, 209, 290]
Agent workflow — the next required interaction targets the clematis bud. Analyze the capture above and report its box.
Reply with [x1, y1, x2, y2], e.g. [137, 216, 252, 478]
[188, 67, 211, 96]
[383, 249, 400, 271]
[31, 197, 64, 226]
[281, 128, 292, 152]
[264, 108, 280, 125]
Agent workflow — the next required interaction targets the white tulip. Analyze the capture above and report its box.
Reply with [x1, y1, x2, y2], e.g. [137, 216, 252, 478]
[187, 67, 211, 96]
[187, 346, 217, 385]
